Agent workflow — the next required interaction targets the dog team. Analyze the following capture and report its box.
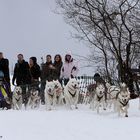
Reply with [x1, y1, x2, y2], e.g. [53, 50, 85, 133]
[0, 52, 138, 117]
[12, 75, 132, 118]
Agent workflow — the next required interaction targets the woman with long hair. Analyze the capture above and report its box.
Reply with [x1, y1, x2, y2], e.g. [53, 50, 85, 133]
[51, 54, 63, 80]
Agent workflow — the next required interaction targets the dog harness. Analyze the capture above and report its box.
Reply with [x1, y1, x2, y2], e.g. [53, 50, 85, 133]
[119, 100, 129, 107]
[15, 97, 21, 102]
[48, 93, 54, 98]
[68, 90, 77, 98]
[55, 88, 62, 96]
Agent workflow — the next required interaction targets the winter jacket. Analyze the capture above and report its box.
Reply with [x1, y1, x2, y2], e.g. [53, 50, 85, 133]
[12, 60, 31, 86]
[0, 80, 11, 100]
[30, 64, 41, 81]
[52, 61, 63, 80]
[60, 60, 79, 79]
[0, 58, 10, 84]
[41, 62, 53, 81]
[94, 73, 106, 85]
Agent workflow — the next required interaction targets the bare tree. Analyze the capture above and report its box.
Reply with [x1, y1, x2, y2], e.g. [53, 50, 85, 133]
[56, 0, 140, 84]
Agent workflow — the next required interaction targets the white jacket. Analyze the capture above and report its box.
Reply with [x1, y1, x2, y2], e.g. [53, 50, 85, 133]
[60, 60, 79, 79]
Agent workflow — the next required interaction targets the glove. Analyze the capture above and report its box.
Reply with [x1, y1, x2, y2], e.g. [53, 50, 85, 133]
[72, 66, 77, 71]
[71, 74, 74, 78]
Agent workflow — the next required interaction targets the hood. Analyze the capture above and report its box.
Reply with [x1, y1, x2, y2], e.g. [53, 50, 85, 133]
[65, 53, 73, 63]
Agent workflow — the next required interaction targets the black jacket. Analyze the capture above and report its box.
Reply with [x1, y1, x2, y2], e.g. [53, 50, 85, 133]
[0, 58, 10, 84]
[52, 61, 63, 80]
[30, 64, 41, 81]
[41, 62, 53, 81]
[12, 60, 31, 85]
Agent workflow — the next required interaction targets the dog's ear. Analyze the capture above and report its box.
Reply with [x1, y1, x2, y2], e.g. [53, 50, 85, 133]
[120, 82, 126, 88]
[53, 80, 56, 83]
[46, 80, 48, 85]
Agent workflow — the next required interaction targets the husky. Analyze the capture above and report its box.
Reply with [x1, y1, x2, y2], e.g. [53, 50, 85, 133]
[44, 81, 56, 110]
[53, 80, 64, 105]
[116, 83, 130, 117]
[64, 78, 80, 109]
[12, 86, 23, 110]
[27, 88, 40, 109]
[91, 83, 106, 113]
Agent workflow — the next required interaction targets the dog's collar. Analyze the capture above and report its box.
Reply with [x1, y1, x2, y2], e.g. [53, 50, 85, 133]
[68, 90, 76, 98]
[119, 100, 129, 107]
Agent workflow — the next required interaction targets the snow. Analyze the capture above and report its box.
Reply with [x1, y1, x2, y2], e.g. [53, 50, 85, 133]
[0, 99, 140, 140]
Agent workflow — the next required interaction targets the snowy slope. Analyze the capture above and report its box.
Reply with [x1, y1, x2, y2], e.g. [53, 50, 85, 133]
[0, 99, 140, 140]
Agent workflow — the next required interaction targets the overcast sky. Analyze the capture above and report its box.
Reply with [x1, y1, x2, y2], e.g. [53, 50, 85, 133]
[0, 0, 92, 75]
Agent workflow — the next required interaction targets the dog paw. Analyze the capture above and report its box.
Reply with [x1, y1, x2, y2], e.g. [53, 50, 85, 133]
[75, 106, 78, 109]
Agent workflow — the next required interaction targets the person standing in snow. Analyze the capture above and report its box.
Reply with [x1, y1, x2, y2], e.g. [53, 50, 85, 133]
[60, 53, 79, 86]
[40, 55, 54, 104]
[29, 57, 41, 90]
[12, 54, 31, 104]
[12, 54, 31, 86]
[50, 54, 63, 80]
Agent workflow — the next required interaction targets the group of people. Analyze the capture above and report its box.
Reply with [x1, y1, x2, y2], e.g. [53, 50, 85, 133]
[0, 52, 79, 105]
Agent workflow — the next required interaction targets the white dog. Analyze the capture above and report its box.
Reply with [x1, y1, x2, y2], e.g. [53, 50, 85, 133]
[27, 89, 40, 109]
[91, 83, 106, 113]
[53, 80, 64, 105]
[116, 83, 130, 117]
[12, 86, 23, 110]
[64, 78, 80, 109]
[45, 81, 56, 110]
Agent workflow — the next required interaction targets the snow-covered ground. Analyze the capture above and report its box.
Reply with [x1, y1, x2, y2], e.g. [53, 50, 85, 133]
[0, 99, 140, 140]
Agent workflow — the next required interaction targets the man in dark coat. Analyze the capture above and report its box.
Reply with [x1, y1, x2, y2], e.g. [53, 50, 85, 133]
[94, 73, 106, 85]
[0, 52, 10, 86]
[12, 54, 31, 105]
[12, 54, 31, 86]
